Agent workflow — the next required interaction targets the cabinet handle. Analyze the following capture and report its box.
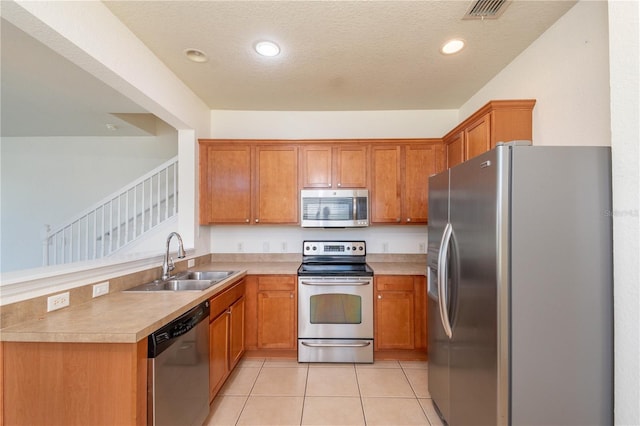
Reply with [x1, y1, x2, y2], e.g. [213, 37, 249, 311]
[245, 219, 250, 223]
[407, 218, 411, 222]
[255, 218, 259, 223]
[377, 294, 382, 299]
[290, 293, 294, 298]
[337, 183, 341, 187]
[396, 218, 401, 223]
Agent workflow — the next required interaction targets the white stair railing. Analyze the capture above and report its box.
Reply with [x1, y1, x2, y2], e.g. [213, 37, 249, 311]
[43, 156, 178, 266]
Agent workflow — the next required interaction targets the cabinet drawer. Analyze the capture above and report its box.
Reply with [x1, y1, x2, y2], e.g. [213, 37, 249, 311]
[375, 276, 414, 291]
[210, 279, 246, 318]
[257, 275, 295, 291]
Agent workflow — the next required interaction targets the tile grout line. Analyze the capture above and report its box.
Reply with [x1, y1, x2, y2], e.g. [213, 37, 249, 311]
[354, 363, 369, 425]
[234, 358, 265, 426]
[400, 363, 433, 426]
[299, 362, 310, 425]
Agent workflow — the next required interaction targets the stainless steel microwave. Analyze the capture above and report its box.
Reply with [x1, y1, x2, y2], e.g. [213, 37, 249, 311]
[300, 189, 369, 228]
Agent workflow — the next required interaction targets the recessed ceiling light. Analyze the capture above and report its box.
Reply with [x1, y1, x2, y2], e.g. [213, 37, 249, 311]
[441, 39, 465, 55]
[185, 48, 208, 63]
[255, 41, 280, 57]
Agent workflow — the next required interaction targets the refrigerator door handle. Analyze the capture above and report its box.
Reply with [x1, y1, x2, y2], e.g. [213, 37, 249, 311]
[437, 222, 454, 339]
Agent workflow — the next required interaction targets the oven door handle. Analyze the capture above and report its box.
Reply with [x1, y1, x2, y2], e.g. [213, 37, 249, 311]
[300, 341, 372, 348]
[299, 280, 371, 286]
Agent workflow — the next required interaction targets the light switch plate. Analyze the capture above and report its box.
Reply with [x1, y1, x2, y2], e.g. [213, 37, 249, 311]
[187, 259, 195, 268]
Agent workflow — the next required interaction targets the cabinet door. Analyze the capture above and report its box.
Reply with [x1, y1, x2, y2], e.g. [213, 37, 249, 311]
[257, 276, 296, 349]
[446, 132, 464, 169]
[465, 114, 491, 160]
[199, 144, 252, 224]
[375, 276, 415, 350]
[371, 146, 402, 223]
[413, 276, 428, 350]
[255, 145, 299, 224]
[229, 296, 245, 370]
[403, 145, 437, 224]
[210, 311, 230, 401]
[335, 145, 368, 188]
[301, 145, 332, 188]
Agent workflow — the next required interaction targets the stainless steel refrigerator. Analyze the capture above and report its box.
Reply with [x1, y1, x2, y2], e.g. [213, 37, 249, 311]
[427, 142, 613, 426]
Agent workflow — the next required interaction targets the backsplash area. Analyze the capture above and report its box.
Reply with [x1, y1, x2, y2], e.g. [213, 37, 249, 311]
[0, 254, 212, 330]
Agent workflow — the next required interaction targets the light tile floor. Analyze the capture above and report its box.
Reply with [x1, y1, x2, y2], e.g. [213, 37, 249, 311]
[203, 357, 444, 426]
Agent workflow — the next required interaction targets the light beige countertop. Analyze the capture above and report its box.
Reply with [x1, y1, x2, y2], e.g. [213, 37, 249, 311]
[0, 270, 248, 344]
[0, 255, 425, 344]
[368, 262, 427, 275]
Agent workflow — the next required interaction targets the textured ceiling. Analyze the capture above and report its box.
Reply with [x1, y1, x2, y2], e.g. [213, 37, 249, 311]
[1, 1, 577, 137]
[104, 0, 577, 111]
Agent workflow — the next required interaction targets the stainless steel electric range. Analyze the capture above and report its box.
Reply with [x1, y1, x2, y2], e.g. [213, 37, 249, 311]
[297, 240, 374, 363]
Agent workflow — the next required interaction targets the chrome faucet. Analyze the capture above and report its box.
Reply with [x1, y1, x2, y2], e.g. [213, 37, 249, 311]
[162, 232, 186, 280]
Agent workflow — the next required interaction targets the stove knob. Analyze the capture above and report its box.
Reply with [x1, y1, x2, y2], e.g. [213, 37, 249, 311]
[358, 246, 364, 251]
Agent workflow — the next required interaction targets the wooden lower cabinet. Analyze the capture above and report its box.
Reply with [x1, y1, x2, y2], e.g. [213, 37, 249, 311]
[2, 340, 147, 426]
[374, 275, 427, 353]
[209, 278, 246, 401]
[244, 275, 297, 352]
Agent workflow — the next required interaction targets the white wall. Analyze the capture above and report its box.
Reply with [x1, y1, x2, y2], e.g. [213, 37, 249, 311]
[208, 109, 458, 254]
[1, 1, 211, 301]
[608, 1, 640, 424]
[460, 1, 611, 147]
[0, 123, 177, 272]
[211, 109, 458, 139]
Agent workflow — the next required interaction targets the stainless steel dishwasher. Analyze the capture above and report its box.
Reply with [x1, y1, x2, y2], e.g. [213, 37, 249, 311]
[148, 301, 209, 426]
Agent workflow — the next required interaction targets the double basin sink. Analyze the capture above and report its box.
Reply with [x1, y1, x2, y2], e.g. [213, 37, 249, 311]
[125, 270, 237, 292]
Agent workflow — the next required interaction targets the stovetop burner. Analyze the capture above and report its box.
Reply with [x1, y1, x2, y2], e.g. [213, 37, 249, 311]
[297, 262, 374, 277]
[298, 240, 373, 277]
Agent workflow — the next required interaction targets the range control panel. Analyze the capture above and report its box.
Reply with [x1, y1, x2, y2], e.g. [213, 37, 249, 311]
[302, 240, 366, 256]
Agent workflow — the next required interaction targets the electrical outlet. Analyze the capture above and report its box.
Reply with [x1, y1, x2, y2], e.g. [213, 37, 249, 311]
[382, 242, 389, 253]
[187, 259, 195, 268]
[47, 292, 70, 312]
[419, 243, 426, 253]
[92, 281, 110, 298]
[237, 242, 244, 252]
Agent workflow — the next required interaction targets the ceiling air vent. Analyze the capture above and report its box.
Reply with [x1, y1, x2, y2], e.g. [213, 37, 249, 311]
[463, 0, 511, 20]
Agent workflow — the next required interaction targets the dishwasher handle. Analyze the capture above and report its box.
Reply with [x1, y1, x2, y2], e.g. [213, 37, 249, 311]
[148, 301, 210, 358]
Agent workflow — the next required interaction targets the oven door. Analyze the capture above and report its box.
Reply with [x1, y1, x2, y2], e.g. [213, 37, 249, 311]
[297, 276, 373, 363]
[298, 276, 373, 339]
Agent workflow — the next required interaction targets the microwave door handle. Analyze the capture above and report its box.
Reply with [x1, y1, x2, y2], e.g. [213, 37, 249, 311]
[353, 197, 357, 220]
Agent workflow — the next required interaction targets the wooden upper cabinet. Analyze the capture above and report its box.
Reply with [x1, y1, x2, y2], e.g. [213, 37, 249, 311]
[199, 143, 251, 224]
[445, 131, 464, 169]
[443, 100, 536, 169]
[465, 114, 491, 160]
[301, 144, 368, 188]
[335, 145, 368, 188]
[301, 145, 332, 188]
[199, 141, 299, 225]
[255, 145, 299, 224]
[371, 145, 402, 224]
[403, 144, 440, 223]
[371, 142, 443, 224]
